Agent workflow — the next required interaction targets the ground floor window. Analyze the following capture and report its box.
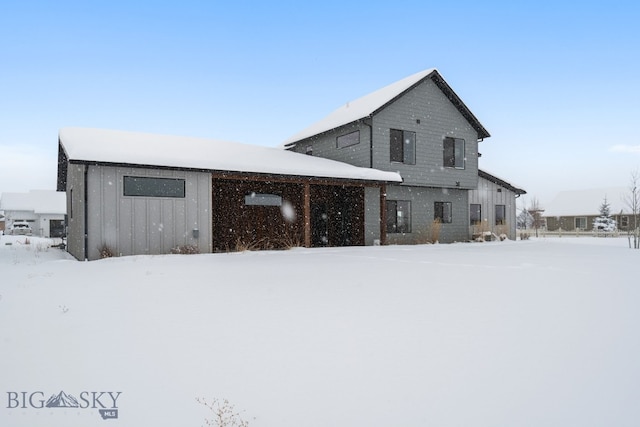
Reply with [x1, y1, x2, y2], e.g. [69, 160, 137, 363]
[387, 200, 411, 233]
[495, 205, 506, 225]
[434, 202, 452, 224]
[470, 204, 481, 225]
[620, 216, 629, 229]
[575, 217, 587, 230]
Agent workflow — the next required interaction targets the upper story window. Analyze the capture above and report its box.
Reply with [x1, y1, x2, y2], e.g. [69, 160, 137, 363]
[123, 176, 185, 198]
[390, 129, 416, 165]
[443, 137, 465, 169]
[336, 130, 360, 149]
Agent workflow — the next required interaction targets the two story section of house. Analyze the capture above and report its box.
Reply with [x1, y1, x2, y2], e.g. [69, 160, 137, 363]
[284, 68, 492, 243]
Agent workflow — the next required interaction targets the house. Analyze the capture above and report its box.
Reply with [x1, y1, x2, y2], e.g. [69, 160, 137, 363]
[543, 188, 634, 232]
[470, 170, 526, 240]
[57, 127, 401, 260]
[0, 190, 66, 237]
[284, 68, 524, 242]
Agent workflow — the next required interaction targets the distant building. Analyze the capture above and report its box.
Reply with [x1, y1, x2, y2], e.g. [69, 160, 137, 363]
[543, 188, 632, 231]
[0, 190, 66, 237]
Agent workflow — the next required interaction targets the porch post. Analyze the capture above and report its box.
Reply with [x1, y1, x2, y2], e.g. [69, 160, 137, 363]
[380, 184, 387, 245]
[304, 182, 311, 247]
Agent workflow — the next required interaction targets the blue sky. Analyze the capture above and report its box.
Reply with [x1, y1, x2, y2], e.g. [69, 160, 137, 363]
[1, 0, 639, 205]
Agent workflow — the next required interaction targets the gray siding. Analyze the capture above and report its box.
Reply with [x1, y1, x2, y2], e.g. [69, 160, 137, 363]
[290, 79, 480, 190]
[469, 176, 518, 240]
[364, 186, 381, 245]
[386, 185, 470, 244]
[289, 122, 371, 168]
[85, 166, 211, 260]
[66, 163, 87, 260]
[372, 79, 479, 189]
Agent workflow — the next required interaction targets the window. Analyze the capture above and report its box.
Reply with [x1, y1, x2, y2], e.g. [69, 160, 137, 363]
[245, 193, 282, 206]
[495, 205, 506, 225]
[336, 130, 360, 149]
[305, 145, 313, 155]
[621, 216, 629, 228]
[443, 137, 465, 169]
[387, 200, 411, 233]
[434, 202, 452, 223]
[575, 217, 587, 230]
[470, 204, 481, 225]
[390, 129, 416, 164]
[123, 176, 185, 198]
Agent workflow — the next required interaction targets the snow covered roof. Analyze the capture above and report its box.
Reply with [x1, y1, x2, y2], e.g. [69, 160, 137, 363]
[283, 68, 490, 147]
[478, 170, 526, 195]
[58, 128, 402, 183]
[543, 188, 630, 217]
[0, 190, 66, 214]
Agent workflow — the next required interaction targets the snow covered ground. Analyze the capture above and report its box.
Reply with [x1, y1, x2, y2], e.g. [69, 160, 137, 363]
[1, 235, 639, 427]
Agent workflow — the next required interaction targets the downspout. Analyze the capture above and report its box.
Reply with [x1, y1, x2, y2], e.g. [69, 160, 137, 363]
[84, 166, 89, 261]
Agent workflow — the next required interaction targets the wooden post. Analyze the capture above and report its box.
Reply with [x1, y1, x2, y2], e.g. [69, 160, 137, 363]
[379, 184, 387, 246]
[304, 182, 311, 247]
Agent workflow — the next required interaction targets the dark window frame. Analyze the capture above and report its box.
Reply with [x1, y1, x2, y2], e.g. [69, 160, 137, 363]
[336, 130, 360, 149]
[386, 200, 411, 233]
[434, 201, 453, 224]
[443, 137, 465, 169]
[123, 176, 186, 198]
[390, 129, 416, 165]
[495, 204, 507, 225]
[470, 203, 481, 225]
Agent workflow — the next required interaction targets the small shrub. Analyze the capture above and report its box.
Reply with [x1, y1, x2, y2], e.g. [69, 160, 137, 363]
[429, 218, 442, 243]
[170, 244, 200, 255]
[99, 244, 114, 259]
[519, 232, 530, 240]
[196, 397, 251, 427]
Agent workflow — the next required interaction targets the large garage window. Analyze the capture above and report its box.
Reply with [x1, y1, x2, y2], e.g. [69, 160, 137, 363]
[123, 176, 185, 198]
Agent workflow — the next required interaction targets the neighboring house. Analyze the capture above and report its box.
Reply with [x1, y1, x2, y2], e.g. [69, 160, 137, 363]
[57, 127, 401, 261]
[0, 190, 66, 237]
[284, 68, 524, 243]
[544, 187, 634, 232]
[0, 212, 5, 233]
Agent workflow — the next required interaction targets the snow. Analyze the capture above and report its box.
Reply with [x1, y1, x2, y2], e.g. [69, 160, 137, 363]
[0, 190, 66, 215]
[59, 127, 402, 183]
[544, 187, 628, 216]
[282, 69, 437, 146]
[2, 235, 640, 427]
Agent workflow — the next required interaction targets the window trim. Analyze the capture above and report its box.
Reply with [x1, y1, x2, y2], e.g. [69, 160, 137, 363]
[470, 203, 481, 225]
[336, 130, 360, 149]
[386, 200, 412, 234]
[443, 137, 465, 169]
[495, 204, 506, 226]
[434, 201, 452, 224]
[123, 176, 186, 198]
[389, 129, 416, 165]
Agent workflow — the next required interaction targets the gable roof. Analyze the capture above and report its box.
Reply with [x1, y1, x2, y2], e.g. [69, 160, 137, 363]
[478, 170, 526, 195]
[0, 190, 66, 215]
[58, 127, 402, 184]
[543, 188, 629, 217]
[283, 68, 490, 147]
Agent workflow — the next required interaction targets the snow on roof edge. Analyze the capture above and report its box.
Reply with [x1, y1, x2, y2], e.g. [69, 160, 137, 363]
[59, 127, 403, 184]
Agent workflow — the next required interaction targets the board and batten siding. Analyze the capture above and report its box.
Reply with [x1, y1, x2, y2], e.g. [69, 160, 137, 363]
[469, 176, 518, 240]
[66, 163, 87, 261]
[386, 185, 470, 244]
[84, 165, 211, 260]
